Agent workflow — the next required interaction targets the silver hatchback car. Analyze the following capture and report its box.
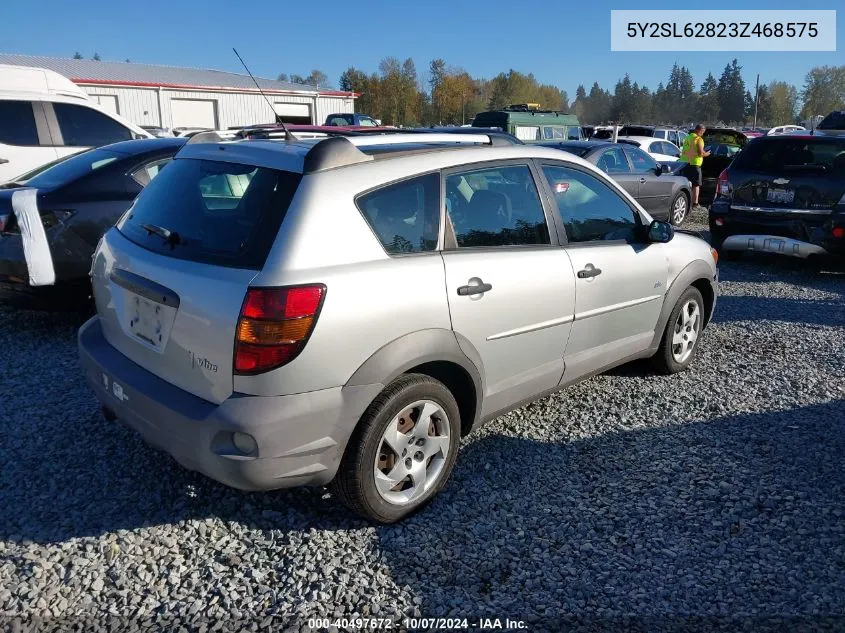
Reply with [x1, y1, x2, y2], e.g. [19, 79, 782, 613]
[78, 132, 718, 523]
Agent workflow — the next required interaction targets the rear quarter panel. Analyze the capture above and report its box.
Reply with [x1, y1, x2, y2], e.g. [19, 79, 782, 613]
[236, 170, 453, 396]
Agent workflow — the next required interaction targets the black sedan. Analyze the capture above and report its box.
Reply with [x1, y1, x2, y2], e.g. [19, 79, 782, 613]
[0, 137, 186, 301]
[541, 140, 692, 225]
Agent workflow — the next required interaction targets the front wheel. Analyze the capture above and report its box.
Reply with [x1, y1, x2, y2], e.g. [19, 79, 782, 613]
[652, 286, 705, 374]
[331, 374, 461, 523]
[670, 192, 689, 226]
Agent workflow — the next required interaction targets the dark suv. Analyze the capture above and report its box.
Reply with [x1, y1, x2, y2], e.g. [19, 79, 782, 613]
[709, 134, 845, 261]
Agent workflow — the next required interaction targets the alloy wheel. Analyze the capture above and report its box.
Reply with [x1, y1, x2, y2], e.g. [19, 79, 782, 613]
[671, 299, 701, 363]
[672, 196, 687, 225]
[373, 400, 451, 506]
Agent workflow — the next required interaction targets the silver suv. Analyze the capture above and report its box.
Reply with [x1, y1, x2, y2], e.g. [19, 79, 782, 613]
[78, 132, 718, 523]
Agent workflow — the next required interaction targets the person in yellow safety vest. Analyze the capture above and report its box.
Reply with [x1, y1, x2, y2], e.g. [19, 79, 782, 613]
[679, 124, 711, 211]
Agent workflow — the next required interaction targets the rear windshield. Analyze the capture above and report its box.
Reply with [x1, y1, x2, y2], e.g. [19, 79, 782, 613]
[553, 144, 591, 157]
[20, 148, 121, 188]
[731, 138, 845, 174]
[118, 158, 302, 269]
[818, 112, 845, 130]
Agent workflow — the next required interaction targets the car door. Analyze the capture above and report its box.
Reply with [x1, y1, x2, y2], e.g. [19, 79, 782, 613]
[537, 162, 668, 382]
[0, 100, 59, 183]
[623, 146, 673, 219]
[441, 161, 576, 419]
[594, 146, 639, 199]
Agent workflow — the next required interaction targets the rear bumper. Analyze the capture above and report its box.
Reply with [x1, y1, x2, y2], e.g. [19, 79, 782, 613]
[709, 203, 845, 257]
[719, 235, 828, 259]
[78, 316, 383, 491]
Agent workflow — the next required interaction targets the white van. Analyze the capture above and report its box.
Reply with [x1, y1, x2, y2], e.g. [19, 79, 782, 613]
[0, 65, 151, 183]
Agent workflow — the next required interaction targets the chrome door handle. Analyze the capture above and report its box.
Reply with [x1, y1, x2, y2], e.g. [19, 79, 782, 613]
[577, 266, 602, 279]
[457, 278, 493, 296]
[639, 177, 647, 183]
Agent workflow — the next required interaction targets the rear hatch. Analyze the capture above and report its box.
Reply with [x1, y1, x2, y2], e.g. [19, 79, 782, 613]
[92, 154, 302, 404]
[727, 136, 845, 211]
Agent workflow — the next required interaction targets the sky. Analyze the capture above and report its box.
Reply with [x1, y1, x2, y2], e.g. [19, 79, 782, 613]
[1, 0, 842, 99]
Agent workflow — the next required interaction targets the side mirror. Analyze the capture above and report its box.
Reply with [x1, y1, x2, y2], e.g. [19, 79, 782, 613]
[648, 219, 674, 243]
[660, 163, 671, 174]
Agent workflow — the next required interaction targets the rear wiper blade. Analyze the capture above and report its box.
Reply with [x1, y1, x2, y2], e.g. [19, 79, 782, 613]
[140, 223, 185, 247]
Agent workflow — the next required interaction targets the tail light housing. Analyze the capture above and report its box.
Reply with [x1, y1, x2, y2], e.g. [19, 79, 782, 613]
[234, 284, 326, 375]
[716, 169, 731, 198]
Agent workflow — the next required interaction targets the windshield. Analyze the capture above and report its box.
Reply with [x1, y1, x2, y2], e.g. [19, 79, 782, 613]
[19, 148, 121, 189]
[818, 112, 845, 130]
[731, 138, 845, 174]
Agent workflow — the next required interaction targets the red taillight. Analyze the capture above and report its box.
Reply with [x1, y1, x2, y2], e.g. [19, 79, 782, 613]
[234, 285, 325, 375]
[833, 227, 845, 239]
[716, 169, 731, 198]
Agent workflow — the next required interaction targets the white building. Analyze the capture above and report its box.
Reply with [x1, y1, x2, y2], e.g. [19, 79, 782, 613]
[0, 54, 356, 130]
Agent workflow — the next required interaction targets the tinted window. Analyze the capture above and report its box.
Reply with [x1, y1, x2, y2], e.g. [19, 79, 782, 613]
[445, 165, 549, 247]
[327, 115, 352, 126]
[0, 100, 39, 146]
[130, 158, 172, 187]
[356, 173, 439, 254]
[358, 117, 378, 127]
[596, 147, 630, 174]
[53, 103, 132, 147]
[818, 112, 845, 130]
[626, 147, 659, 173]
[118, 159, 302, 269]
[23, 147, 121, 189]
[654, 130, 666, 139]
[567, 127, 582, 140]
[542, 165, 639, 243]
[554, 144, 591, 158]
[731, 137, 845, 174]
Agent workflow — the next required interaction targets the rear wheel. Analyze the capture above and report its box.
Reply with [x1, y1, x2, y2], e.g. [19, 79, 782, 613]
[652, 286, 704, 374]
[331, 374, 461, 523]
[670, 192, 689, 226]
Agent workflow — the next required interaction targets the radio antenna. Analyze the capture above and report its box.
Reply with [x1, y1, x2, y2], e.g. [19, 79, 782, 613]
[232, 47, 296, 141]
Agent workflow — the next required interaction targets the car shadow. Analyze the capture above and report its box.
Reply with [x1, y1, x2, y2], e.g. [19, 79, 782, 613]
[377, 400, 845, 629]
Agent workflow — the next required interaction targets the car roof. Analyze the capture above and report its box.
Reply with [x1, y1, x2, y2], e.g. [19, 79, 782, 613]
[617, 135, 660, 144]
[100, 136, 187, 154]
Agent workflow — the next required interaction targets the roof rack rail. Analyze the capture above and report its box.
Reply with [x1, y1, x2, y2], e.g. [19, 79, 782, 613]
[302, 133, 509, 173]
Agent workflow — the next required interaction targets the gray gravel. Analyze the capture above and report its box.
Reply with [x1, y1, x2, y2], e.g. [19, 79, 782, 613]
[1, 208, 844, 632]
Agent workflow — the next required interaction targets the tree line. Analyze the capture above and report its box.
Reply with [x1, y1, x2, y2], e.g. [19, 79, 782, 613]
[280, 59, 845, 128]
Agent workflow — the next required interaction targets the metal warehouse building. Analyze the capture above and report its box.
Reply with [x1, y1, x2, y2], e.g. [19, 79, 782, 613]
[0, 54, 356, 130]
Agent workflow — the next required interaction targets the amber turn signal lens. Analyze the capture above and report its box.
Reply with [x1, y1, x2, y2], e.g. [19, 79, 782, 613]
[237, 316, 314, 345]
[711, 247, 719, 265]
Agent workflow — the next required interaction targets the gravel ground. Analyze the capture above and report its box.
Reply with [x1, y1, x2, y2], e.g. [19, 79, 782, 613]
[1, 208, 844, 632]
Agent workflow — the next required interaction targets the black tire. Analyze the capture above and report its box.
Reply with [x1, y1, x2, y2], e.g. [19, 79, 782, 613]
[330, 373, 461, 523]
[652, 286, 705, 375]
[669, 191, 689, 226]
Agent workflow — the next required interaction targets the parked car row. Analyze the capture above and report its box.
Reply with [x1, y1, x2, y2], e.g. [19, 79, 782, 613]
[2, 97, 840, 523]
